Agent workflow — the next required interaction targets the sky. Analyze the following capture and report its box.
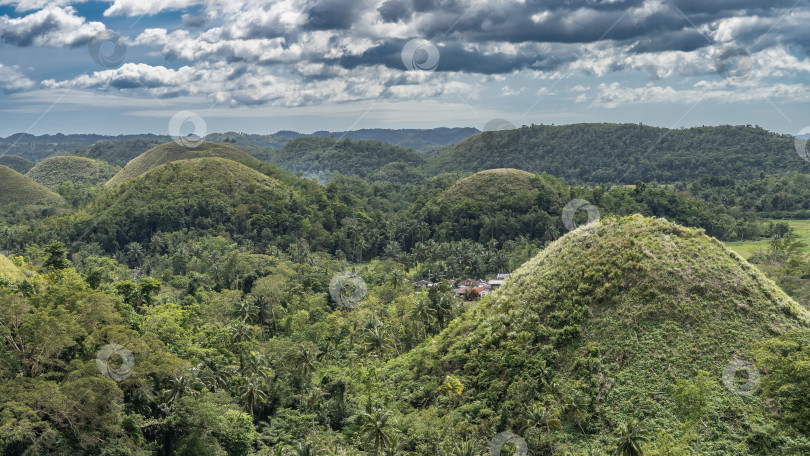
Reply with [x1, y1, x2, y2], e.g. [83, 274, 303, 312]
[0, 0, 809, 136]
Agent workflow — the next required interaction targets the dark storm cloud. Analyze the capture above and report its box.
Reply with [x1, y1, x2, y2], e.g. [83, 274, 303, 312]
[338, 39, 569, 74]
[306, 0, 365, 30]
[329, 0, 806, 74]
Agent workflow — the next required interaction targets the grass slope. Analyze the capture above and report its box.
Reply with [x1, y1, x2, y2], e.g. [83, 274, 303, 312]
[0, 165, 65, 207]
[105, 141, 262, 187]
[440, 168, 548, 202]
[0, 253, 24, 281]
[386, 215, 810, 454]
[26, 156, 119, 187]
[71, 158, 292, 250]
[0, 155, 35, 174]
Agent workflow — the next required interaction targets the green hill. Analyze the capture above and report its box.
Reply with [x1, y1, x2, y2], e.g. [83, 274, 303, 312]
[0, 165, 65, 207]
[75, 138, 164, 167]
[428, 124, 802, 183]
[385, 215, 810, 454]
[0, 253, 24, 281]
[421, 168, 570, 243]
[0, 155, 35, 173]
[26, 156, 119, 187]
[266, 136, 425, 181]
[70, 158, 329, 252]
[105, 141, 263, 187]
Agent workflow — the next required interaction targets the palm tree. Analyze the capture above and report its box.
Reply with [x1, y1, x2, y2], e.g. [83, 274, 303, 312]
[239, 376, 267, 417]
[163, 375, 203, 406]
[437, 375, 463, 412]
[446, 438, 485, 456]
[253, 294, 274, 339]
[305, 386, 329, 431]
[229, 320, 254, 344]
[235, 299, 257, 323]
[289, 441, 321, 456]
[292, 344, 320, 388]
[360, 407, 395, 456]
[383, 435, 405, 456]
[411, 298, 435, 338]
[360, 323, 394, 362]
[240, 351, 272, 380]
[614, 419, 649, 456]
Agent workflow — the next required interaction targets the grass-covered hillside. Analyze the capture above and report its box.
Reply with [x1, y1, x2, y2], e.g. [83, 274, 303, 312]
[60, 157, 332, 252]
[0, 165, 66, 207]
[105, 141, 263, 187]
[385, 215, 810, 454]
[27, 156, 119, 187]
[429, 124, 801, 183]
[0, 155, 35, 174]
[422, 168, 571, 243]
[75, 138, 165, 167]
[0, 253, 24, 281]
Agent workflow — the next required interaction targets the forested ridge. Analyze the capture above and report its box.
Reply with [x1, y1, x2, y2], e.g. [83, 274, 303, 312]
[0, 127, 809, 455]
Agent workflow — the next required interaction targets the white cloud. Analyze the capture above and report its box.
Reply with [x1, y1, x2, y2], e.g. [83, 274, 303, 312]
[104, 0, 205, 17]
[0, 0, 86, 12]
[0, 6, 105, 47]
[0, 64, 35, 92]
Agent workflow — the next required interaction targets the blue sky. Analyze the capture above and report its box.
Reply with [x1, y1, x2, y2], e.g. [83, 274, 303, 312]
[0, 0, 809, 136]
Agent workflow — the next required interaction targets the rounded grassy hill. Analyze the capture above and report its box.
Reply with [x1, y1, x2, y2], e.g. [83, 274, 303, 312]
[0, 165, 66, 207]
[26, 156, 119, 187]
[0, 155, 35, 174]
[385, 215, 810, 454]
[421, 168, 570, 243]
[105, 141, 263, 187]
[68, 157, 327, 252]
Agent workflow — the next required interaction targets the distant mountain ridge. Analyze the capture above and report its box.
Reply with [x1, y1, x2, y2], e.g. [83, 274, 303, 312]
[1, 128, 480, 163]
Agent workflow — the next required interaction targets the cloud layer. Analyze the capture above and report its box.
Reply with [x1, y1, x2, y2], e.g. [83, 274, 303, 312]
[1, 0, 808, 109]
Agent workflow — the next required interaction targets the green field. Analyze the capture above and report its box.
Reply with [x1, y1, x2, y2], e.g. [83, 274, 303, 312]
[725, 219, 810, 258]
